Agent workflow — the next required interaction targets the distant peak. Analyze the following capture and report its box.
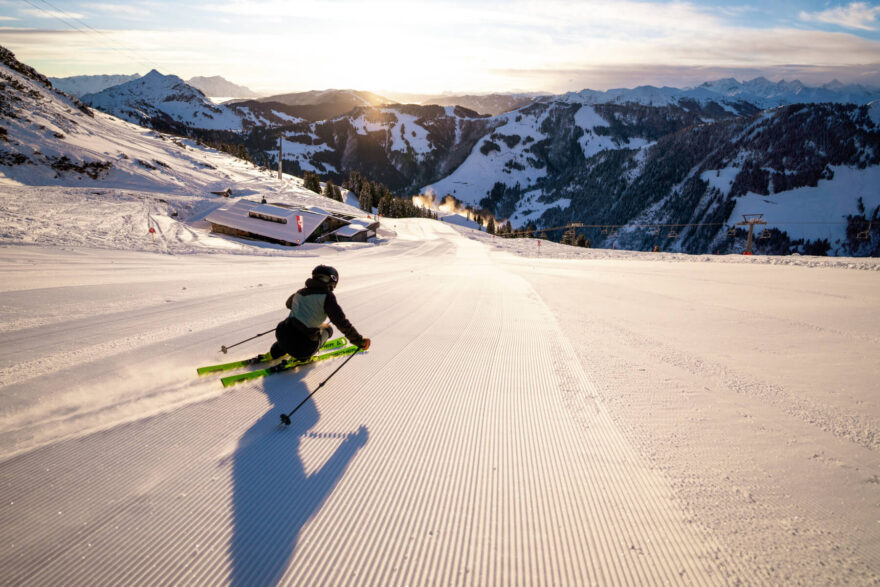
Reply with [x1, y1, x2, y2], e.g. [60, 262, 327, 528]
[710, 77, 739, 85]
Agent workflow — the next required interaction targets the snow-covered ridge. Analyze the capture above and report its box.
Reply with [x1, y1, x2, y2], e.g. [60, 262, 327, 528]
[79, 70, 306, 132]
[0, 47, 363, 254]
[82, 70, 251, 131]
[553, 77, 880, 108]
[257, 88, 390, 108]
[49, 73, 141, 98]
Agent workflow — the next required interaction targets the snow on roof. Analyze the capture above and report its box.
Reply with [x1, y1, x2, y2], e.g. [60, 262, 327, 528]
[205, 199, 327, 244]
[334, 222, 369, 237]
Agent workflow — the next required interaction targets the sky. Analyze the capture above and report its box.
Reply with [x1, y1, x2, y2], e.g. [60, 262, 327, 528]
[1, 0, 879, 95]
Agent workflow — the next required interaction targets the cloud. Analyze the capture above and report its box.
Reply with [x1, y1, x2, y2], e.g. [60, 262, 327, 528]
[80, 3, 152, 19]
[20, 9, 86, 20]
[5, 0, 880, 94]
[0, 16, 18, 21]
[799, 2, 880, 31]
[209, 0, 722, 32]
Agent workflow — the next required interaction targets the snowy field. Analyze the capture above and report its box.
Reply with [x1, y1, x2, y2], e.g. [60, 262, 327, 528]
[1, 218, 878, 585]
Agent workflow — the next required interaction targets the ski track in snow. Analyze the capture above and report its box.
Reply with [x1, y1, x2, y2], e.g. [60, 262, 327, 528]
[0, 220, 878, 584]
[502, 253, 880, 584]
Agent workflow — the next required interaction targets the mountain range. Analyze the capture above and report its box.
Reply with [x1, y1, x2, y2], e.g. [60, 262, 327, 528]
[382, 92, 543, 116]
[186, 75, 259, 98]
[48, 73, 142, 98]
[7, 48, 880, 256]
[551, 77, 880, 110]
[241, 89, 392, 121]
[50, 73, 259, 99]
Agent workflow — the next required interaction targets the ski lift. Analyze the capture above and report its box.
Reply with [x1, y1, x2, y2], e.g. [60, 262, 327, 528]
[600, 226, 608, 235]
[759, 229, 771, 240]
[609, 228, 619, 237]
[651, 227, 660, 237]
[727, 227, 736, 237]
[668, 229, 678, 238]
[857, 222, 872, 240]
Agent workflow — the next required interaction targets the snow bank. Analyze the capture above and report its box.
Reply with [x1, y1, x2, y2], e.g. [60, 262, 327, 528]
[449, 221, 880, 271]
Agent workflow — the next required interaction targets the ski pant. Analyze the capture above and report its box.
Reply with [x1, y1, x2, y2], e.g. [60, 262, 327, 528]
[270, 318, 333, 361]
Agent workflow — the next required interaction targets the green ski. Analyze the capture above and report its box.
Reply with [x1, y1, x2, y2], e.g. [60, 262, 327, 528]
[197, 337, 347, 375]
[220, 345, 364, 387]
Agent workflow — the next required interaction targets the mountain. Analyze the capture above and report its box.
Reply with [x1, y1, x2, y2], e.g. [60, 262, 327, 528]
[1, 51, 240, 191]
[553, 77, 880, 110]
[48, 73, 141, 97]
[416, 93, 539, 116]
[216, 92, 880, 256]
[186, 75, 259, 99]
[249, 89, 394, 121]
[263, 97, 747, 203]
[259, 89, 390, 107]
[697, 77, 880, 107]
[81, 70, 302, 133]
[422, 99, 880, 255]
[0, 46, 362, 251]
[259, 104, 497, 190]
[49, 74, 261, 101]
[82, 70, 244, 132]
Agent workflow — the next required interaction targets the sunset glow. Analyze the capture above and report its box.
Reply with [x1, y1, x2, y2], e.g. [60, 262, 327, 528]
[1, 0, 879, 94]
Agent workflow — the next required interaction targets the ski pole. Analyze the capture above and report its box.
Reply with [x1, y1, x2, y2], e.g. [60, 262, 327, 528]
[220, 328, 275, 354]
[280, 348, 362, 426]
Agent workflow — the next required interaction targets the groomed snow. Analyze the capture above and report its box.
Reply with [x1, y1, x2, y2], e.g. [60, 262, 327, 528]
[0, 216, 878, 584]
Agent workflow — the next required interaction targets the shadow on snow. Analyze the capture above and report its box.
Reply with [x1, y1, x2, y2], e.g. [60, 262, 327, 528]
[230, 369, 367, 585]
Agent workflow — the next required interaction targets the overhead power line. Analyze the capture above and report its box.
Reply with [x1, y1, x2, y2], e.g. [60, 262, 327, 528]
[506, 218, 875, 237]
[20, 0, 163, 74]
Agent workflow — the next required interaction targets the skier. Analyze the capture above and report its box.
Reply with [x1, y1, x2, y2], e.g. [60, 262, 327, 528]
[268, 265, 370, 362]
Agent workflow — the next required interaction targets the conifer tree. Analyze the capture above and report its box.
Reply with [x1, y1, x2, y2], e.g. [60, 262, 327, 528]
[303, 171, 322, 194]
[345, 171, 363, 195]
[323, 179, 342, 201]
[487, 217, 496, 235]
[359, 186, 372, 212]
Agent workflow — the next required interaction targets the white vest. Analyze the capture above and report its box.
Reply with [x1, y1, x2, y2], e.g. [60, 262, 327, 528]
[288, 292, 327, 328]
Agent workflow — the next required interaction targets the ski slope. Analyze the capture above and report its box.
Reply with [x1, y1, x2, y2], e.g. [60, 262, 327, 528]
[1, 220, 878, 585]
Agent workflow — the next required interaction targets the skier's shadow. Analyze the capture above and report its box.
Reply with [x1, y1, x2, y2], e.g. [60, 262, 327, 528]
[230, 372, 368, 585]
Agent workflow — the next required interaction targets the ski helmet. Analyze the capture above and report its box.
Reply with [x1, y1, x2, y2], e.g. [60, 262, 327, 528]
[312, 265, 339, 287]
